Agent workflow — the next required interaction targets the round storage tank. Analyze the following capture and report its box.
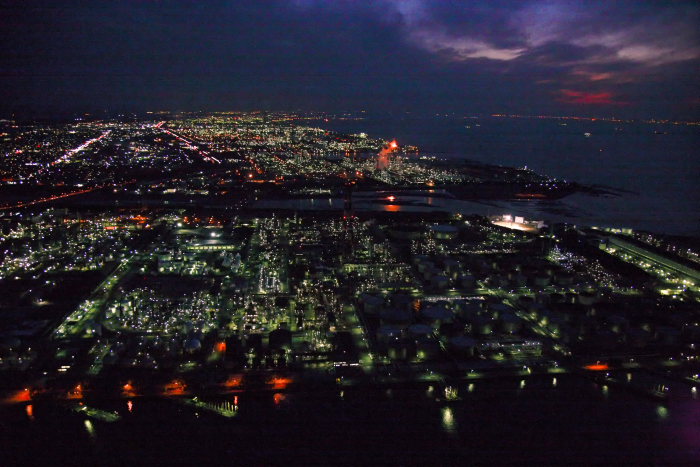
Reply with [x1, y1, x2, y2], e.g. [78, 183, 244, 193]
[387, 341, 410, 361]
[459, 275, 476, 291]
[269, 329, 293, 350]
[408, 323, 434, 339]
[518, 296, 535, 311]
[596, 330, 619, 349]
[430, 224, 459, 240]
[606, 315, 629, 334]
[415, 336, 440, 360]
[380, 308, 413, 328]
[578, 291, 597, 307]
[449, 335, 477, 357]
[390, 294, 413, 310]
[443, 259, 461, 278]
[184, 338, 202, 354]
[376, 324, 403, 343]
[488, 303, 512, 319]
[656, 326, 681, 345]
[431, 275, 450, 290]
[625, 328, 650, 348]
[413, 254, 430, 266]
[500, 313, 522, 334]
[421, 306, 453, 328]
[549, 293, 564, 304]
[555, 272, 575, 286]
[360, 293, 384, 315]
[417, 260, 434, 274]
[534, 274, 550, 287]
[470, 315, 494, 336]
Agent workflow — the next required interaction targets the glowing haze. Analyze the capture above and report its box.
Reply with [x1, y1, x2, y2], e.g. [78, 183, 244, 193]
[1, 0, 698, 118]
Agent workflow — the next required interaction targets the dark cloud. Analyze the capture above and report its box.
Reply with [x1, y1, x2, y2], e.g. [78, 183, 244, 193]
[0, 0, 697, 118]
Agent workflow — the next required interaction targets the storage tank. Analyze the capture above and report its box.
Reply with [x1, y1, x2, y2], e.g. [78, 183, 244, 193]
[184, 338, 202, 354]
[500, 313, 522, 334]
[449, 335, 477, 357]
[430, 224, 458, 240]
[376, 324, 403, 343]
[555, 272, 575, 286]
[390, 293, 413, 310]
[596, 330, 619, 349]
[413, 254, 430, 266]
[606, 315, 629, 334]
[423, 266, 440, 281]
[456, 301, 482, 320]
[470, 315, 495, 336]
[387, 341, 410, 361]
[431, 275, 450, 290]
[379, 308, 413, 328]
[415, 336, 440, 360]
[245, 333, 264, 352]
[513, 274, 527, 287]
[517, 295, 535, 312]
[269, 329, 293, 350]
[534, 274, 550, 287]
[578, 290, 597, 306]
[547, 315, 567, 335]
[408, 323, 434, 339]
[488, 303, 512, 319]
[459, 274, 476, 291]
[421, 305, 453, 328]
[417, 260, 434, 274]
[442, 258, 461, 278]
[549, 293, 565, 304]
[656, 326, 681, 345]
[625, 328, 650, 348]
[360, 293, 384, 315]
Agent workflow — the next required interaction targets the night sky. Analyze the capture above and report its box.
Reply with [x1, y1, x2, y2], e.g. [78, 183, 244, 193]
[1, 0, 698, 118]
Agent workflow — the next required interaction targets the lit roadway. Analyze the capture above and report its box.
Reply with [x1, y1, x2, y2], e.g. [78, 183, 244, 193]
[0, 179, 136, 212]
[54, 255, 136, 339]
[160, 126, 222, 164]
[51, 130, 112, 165]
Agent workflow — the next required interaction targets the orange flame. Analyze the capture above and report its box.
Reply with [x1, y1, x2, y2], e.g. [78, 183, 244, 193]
[273, 393, 286, 405]
[67, 383, 83, 400]
[122, 381, 137, 397]
[6, 388, 32, 404]
[224, 376, 242, 388]
[584, 363, 609, 371]
[163, 379, 186, 396]
[268, 377, 293, 390]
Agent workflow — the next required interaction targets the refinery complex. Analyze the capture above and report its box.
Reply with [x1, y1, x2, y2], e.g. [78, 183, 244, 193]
[1, 112, 698, 463]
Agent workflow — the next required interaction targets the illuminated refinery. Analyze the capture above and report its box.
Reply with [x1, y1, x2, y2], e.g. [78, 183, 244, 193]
[0, 112, 698, 464]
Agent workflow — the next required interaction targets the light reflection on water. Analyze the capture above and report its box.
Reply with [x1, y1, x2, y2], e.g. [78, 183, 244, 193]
[4, 376, 699, 464]
[441, 406, 457, 436]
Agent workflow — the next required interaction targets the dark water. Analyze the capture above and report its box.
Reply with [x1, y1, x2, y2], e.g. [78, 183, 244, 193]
[2, 376, 698, 465]
[314, 115, 700, 235]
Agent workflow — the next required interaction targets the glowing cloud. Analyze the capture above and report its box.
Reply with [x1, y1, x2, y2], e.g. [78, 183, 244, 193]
[557, 89, 628, 105]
